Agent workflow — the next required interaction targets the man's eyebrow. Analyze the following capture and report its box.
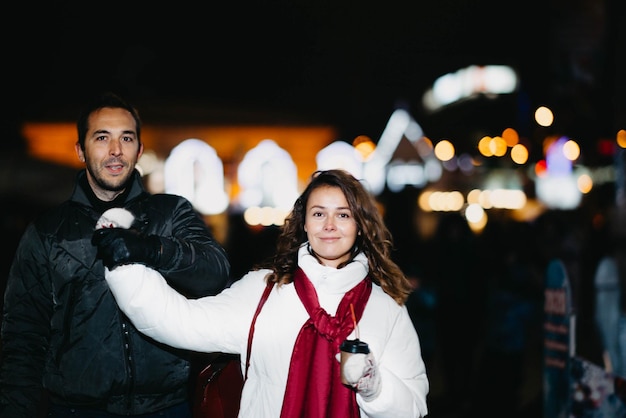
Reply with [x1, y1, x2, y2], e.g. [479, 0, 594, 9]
[92, 129, 136, 136]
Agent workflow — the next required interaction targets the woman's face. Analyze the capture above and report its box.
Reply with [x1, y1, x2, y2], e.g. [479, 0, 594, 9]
[304, 185, 358, 268]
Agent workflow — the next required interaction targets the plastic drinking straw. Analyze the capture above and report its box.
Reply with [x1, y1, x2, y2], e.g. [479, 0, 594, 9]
[350, 303, 359, 340]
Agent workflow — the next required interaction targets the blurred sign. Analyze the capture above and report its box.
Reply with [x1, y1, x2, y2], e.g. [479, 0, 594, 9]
[544, 258, 574, 418]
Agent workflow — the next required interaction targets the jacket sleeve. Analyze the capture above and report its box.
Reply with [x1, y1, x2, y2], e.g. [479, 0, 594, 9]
[103, 263, 268, 355]
[0, 224, 51, 418]
[357, 299, 429, 418]
[153, 197, 230, 298]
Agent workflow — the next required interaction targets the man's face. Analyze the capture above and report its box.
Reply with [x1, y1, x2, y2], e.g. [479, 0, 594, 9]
[75, 107, 143, 201]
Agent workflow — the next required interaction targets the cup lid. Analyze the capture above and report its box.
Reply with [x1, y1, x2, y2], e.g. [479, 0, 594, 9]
[340, 338, 370, 354]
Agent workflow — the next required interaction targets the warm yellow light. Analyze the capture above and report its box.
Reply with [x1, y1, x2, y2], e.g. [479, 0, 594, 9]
[243, 206, 289, 226]
[353, 135, 376, 160]
[434, 140, 455, 161]
[467, 189, 481, 204]
[478, 190, 493, 209]
[478, 136, 493, 157]
[510, 143, 529, 164]
[424, 190, 465, 212]
[465, 203, 487, 233]
[243, 206, 262, 225]
[577, 174, 593, 194]
[535, 106, 554, 127]
[502, 127, 519, 147]
[562, 140, 580, 161]
[418, 191, 433, 211]
[491, 136, 508, 157]
[617, 129, 626, 148]
[446, 191, 465, 211]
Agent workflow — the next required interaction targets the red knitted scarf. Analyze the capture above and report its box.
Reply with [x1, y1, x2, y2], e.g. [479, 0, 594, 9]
[280, 267, 372, 418]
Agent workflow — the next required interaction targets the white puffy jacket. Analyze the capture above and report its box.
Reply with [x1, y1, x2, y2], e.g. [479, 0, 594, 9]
[105, 247, 429, 417]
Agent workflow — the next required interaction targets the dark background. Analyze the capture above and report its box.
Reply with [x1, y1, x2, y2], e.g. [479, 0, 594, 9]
[2, 1, 625, 417]
[5, 0, 623, 147]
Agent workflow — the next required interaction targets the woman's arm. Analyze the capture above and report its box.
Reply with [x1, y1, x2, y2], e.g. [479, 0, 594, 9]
[104, 264, 268, 354]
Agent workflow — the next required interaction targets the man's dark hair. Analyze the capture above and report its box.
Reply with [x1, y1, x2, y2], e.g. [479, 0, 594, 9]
[76, 92, 142, 150]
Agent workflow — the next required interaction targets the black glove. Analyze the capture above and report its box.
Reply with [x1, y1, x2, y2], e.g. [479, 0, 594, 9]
[92, 228, 163, 269]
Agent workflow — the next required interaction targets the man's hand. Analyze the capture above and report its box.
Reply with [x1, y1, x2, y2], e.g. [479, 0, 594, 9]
[92, 228, 162, 270]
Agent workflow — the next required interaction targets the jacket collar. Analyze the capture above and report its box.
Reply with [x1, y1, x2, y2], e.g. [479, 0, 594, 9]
[297, 244, 368, 295]
[70, 169, 146, 209]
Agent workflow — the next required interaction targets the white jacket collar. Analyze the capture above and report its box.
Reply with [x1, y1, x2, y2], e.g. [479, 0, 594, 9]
[297, 244, 369, 294]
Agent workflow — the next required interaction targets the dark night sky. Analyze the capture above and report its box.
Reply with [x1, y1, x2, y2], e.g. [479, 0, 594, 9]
[4, 0, 622, 145]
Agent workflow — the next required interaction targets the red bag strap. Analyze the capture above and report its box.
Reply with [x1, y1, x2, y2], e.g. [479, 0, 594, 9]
[244, 281, 274, 380]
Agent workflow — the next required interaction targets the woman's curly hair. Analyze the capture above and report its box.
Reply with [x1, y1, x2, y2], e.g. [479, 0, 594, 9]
[254, 169, 412, 304]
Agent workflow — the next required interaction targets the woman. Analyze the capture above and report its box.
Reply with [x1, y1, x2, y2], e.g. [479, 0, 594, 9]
[104, 169, 429, 417]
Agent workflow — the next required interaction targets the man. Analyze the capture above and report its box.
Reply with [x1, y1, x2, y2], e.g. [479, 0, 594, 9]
[0, 92, 231, 417]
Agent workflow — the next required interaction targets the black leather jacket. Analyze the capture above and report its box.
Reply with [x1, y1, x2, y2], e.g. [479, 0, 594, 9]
[0, 170, 230, 417]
